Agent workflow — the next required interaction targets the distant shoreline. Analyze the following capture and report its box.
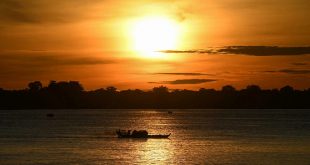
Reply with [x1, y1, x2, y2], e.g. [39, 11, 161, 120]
[1, 81, 310, 109]
[1, 108, 310, 110]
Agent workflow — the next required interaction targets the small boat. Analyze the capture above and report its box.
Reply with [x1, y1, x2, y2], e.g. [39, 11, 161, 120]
[116, 129, 170, 138]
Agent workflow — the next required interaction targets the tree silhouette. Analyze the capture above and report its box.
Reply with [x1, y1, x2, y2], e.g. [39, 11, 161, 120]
[153, 86, 169, 94]
[28, 81, 42, 92]
[106, 86, 117, 93]
[245, 85, 261, 93]
[222, 85, 236, 93]
[0, 81, 309, 109]
[280, 85, 294, 93]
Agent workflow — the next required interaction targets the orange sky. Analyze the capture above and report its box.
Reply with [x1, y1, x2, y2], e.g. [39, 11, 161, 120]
[0, 0, 310, 90]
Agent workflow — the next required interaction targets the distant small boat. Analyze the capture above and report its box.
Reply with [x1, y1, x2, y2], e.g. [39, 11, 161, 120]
[116, 129, 170, 138]
[46, 113, 54, 117]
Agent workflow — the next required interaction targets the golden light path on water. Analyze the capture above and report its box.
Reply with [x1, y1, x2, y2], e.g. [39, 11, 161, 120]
[136, 139, 173, 163]
[134, 111, 174, 163]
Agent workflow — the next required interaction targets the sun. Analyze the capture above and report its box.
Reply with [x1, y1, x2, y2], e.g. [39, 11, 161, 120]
[131, 17, 180, 58]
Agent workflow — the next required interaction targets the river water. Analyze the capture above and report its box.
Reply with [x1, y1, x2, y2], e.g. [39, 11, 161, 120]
[0, 109, 310, 164]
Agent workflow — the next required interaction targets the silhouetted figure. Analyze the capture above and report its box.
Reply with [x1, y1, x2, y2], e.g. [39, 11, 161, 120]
[116, 129, 170, 138]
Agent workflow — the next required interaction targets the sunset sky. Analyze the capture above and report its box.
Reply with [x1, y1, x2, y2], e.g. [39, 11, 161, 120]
[0, 0, 310, 90]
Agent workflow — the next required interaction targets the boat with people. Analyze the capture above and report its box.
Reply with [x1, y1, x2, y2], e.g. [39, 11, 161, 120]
[116, 129, 171, 138]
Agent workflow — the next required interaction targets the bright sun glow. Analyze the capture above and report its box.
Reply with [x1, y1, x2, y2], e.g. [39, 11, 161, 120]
[131, 17, 180, 58]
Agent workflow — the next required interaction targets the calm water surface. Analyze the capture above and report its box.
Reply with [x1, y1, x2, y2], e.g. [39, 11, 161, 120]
[0, 109, 310, 164]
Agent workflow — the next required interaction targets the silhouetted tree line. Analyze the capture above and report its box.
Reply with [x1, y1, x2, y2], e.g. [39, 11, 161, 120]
[0, 81, 310, 109]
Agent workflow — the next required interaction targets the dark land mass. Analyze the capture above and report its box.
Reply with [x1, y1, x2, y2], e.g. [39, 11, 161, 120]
[0, 81, 310, 109]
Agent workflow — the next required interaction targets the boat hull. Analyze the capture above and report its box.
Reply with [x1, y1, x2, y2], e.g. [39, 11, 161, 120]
[116, 130, 170, 138]
[117, 134, 170, 138]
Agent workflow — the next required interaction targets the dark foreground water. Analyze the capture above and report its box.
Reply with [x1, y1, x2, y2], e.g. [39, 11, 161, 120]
[0, 109, 310, 165]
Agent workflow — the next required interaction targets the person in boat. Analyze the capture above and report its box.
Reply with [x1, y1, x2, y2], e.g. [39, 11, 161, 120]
[116, 129, 170, 138]
[131, 130, 148, 137]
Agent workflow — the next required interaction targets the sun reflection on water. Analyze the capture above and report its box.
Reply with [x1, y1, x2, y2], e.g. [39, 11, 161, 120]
[118, 110, 175, 164]
[134, 139, 174, 164]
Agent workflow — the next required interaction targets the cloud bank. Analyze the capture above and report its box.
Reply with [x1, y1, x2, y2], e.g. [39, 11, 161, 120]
[153, 72, 212, 76]
[291, 62, 308, 66]
[0, 0, 105, 24]
[0, 51, 115, 67]
[149, 79, 216, 85]
[265, 69, 310, 74]
[160, 46, 310, 56]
